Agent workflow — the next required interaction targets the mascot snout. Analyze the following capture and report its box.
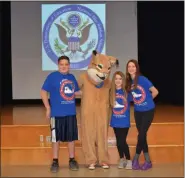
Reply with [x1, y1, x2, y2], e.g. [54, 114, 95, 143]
[87, 50, 119, 84]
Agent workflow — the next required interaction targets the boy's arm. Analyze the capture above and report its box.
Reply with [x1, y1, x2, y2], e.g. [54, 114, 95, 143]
[40, 89, 50, 110]
[40, 74, 52, 120]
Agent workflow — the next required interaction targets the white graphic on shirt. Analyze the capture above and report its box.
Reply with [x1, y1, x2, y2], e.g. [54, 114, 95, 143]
[113, 93, 127, 115]
[60, 80, 75, 101]
[114, 101, 125, 108]
[132, 92, 142, 98]
[131, 84, 146, 105]
[64, 86, 74, 94]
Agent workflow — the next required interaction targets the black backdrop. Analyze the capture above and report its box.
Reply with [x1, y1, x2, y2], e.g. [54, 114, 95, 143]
[0, 1, 184, 107]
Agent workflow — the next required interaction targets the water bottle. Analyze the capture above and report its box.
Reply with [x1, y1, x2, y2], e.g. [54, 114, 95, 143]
[39, 135, 44, 147]
[46, 136, 51, 144]
[40, 135, 44, 142]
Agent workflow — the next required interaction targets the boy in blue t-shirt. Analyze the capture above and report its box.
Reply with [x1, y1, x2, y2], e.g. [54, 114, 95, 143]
[41, 56, 81, 173]
[110, 71, 132, 170]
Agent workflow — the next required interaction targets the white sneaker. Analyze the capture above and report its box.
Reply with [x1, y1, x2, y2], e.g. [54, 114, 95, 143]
[88, 163, 96, 170]
[118, 158, 127, 169]
[125, 160, 132, 170]
[101, 163, 109, 169]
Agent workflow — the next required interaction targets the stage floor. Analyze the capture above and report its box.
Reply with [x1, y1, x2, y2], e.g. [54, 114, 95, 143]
[1, 104, 184, 177]
[1, 163, 184, 177]
[1, 104, 184, 125]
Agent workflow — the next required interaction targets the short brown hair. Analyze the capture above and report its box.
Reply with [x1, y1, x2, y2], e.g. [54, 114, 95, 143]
[58, 56, 70, 64]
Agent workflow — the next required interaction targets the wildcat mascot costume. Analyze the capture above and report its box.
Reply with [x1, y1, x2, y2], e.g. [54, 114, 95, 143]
[78, 50, 118, 169]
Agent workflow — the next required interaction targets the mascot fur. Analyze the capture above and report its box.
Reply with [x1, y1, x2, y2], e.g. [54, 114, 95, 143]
[78, 50, 119, 168]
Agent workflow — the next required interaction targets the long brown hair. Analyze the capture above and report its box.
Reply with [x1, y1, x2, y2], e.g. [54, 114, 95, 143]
[125, 59, 140, 92]
[110, 71, 127, 108]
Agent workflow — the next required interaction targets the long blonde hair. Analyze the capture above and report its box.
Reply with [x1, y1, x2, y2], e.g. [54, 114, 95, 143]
[110, 71, 127, 108]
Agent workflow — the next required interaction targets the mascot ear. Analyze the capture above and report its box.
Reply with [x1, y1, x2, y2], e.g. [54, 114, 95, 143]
[92, 50, 98, 56]
[109, 56, 119, 68]
[91, 50, 99, 64]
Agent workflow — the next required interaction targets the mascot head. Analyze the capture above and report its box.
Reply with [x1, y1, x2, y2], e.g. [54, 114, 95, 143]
[87, 50, 119, 84]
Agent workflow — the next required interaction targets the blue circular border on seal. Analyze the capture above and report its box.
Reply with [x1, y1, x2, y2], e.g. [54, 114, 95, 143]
[42, 5, 105, 69]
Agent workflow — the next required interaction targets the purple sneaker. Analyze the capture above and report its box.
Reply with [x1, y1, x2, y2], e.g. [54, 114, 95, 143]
[141, 161, 152, 170]
[132, 160, 140, 170]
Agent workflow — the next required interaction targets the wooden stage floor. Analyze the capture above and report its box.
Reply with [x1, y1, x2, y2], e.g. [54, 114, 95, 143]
[1, 164, 184, 177]
[0, 104, 184, 177]
[1, 104, 184, 125]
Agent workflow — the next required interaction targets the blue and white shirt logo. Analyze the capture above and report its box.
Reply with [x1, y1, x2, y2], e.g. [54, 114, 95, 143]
[131, 84, 146, 104]
[42, 4, 105, 69]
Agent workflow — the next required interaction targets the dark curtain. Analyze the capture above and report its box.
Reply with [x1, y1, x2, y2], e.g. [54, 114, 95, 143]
[137, 1, 184, 105]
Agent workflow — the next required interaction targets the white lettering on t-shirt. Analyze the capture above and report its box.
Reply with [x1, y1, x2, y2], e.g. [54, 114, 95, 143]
[61, 101, 74, 104]
[135, 102, 147, 106]
[113, 114, 126, 118]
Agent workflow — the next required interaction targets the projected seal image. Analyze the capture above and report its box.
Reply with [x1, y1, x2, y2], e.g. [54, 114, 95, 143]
[42, 4, 106, 70]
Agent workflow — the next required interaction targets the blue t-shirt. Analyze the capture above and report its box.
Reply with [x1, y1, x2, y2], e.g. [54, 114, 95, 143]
[41, 71, 80, 117]
[110, 89, 131, 128]
[131, 76, 155, 112]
